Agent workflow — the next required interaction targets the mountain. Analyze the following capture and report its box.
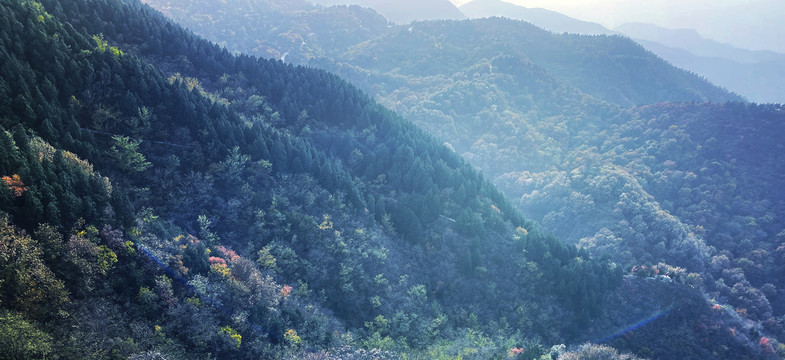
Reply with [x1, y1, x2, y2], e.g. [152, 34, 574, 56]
[459, 1, 785, 104]
[632, 39, 785, 104]
[135, 1, 785, 358]
[3, 0, 782, 358]
[310, 0, 466, 23]
[668, 0, 785, 54]
[616, 22, 785, 64]
[147, 0, 740, 107]
[0, 0, 628, 358]
[141, 0, 389, 63]
[338, 18, 740, 107]
[616, 22, 785, 104]
[460, 0, 613, 35]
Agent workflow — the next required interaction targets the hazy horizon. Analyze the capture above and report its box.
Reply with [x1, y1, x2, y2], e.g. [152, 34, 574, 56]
[450, 0, 785, 54]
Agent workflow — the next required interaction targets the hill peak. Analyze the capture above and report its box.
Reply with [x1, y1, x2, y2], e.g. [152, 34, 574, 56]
[311, 0, 465, 23]
[460, 0, 613, 35]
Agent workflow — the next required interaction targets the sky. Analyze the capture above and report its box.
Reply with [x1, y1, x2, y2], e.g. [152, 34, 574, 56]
[449, 0, 785, 53]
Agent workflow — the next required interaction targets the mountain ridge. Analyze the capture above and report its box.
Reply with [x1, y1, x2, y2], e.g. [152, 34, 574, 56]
[458, 0, 785, 104]
[310, 0, 465, 23]
[460, 0, 613, 35]
[1, 0, 782, 358]
[616, 22, 785, 64]
[134, 1, 785, 358]
[0, 0, 627, 357]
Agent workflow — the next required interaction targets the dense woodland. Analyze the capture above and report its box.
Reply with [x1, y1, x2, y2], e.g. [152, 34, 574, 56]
[1, 0, 783, 359]
[138, 0, 785, 359]
[0, 0, 627, 358]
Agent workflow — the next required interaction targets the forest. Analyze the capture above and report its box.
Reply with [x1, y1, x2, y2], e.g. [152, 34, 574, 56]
[0, 0, 783, 359]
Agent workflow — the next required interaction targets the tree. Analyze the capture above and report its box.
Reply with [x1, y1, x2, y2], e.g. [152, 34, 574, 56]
[1, 174, 27, 197]
[0, 310, 53, 359]
[110, 135, 151, 173]
[0, 215, 68, 318]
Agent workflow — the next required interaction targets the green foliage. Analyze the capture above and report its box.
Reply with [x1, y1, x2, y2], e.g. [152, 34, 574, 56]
[0, 310, 53, 359]
[256, 245, 278, 272]
[110, 135, 151, 173]
[218, 325, 242, 349]
[0, 215, 68, 318]
[7, 0, 763, 359]
[93, 34, 108, 53]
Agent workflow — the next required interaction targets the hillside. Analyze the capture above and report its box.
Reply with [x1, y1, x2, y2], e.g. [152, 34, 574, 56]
[2, 0, 782, 359]
[338, 18, 741, 107]
[616, 23, 785, 104]
[140, 0, 388, 64]
[460, 0, 613, 35]
[136, 0, 784, 358]
[310, 0, 465, 24]
[145, 0, 741, 107]
[460, 1, 785, 104]
[0, 0, 629, 358]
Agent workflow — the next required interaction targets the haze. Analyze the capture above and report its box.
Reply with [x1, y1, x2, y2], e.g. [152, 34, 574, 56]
[450, 0, 785, 53]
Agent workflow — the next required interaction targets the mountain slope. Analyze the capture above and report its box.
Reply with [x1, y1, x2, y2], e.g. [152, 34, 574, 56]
[134, 1, 785, 358]
[0, 0, 626, 358]
[634, 39, 785, 104]
[460, 0, 613, 35]
[142, 0, 388, 63]
[339, 18, 741, 107]
[144, 0, 741, 107]
[3, 0, 781, 359]
[616, 22, 785, 64]
[311, 0, 465, 23]
[616, 23, 785, 103]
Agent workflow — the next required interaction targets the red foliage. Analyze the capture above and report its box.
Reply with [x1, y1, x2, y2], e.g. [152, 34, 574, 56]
[2, 174, 27, 197]
[712, 304, 722, 311]
[208, 256, 227, 267]
[760, 337, 774, 353]
[508, 347, 524, 357]
[281, 285, 292, 298]
[216, 245, 240, 262]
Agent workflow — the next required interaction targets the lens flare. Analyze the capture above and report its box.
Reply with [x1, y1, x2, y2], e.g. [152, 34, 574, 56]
[596, 307, 672, 344]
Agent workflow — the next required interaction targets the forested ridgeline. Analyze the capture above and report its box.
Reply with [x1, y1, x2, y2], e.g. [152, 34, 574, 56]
[0, 0, 628, 358]
[135, 0, 785, 358]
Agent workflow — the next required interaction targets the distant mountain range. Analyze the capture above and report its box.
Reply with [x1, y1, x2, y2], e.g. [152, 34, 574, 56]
[5, 0, 783, 358]
[615, 23, 785, 104]
[460, 0, 613, 35]
[459, 0, 785, 104]
[310, 0, 465, 23]
[615, 22, 785, 64]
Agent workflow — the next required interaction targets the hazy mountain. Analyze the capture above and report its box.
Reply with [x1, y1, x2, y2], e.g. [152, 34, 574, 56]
[633, 39, 785, 104]
[4, 0, 782, 358]
[0, 0, 622, 357]
[460, 0, 614, 35]
[310, 0, 465, 23]
[616, 22, 785, 64]
[670, 0, 785, 54]
[616, 23, 785, 103]
[458, 1, 785, 103]
[494, 0, 785, 55]
[340, 18, 741, 107]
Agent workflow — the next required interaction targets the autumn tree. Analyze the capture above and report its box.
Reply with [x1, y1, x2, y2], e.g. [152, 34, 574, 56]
[1, 174, 27, 197]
